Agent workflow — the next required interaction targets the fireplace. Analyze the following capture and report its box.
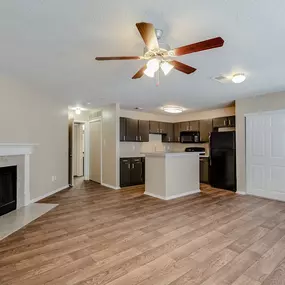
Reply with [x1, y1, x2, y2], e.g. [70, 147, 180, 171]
[0, 166, 17, 216]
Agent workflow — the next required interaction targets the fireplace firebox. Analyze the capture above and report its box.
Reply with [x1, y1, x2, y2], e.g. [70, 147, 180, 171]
[0, 166, 17, 216]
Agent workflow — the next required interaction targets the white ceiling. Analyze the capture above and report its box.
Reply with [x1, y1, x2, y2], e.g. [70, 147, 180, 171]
[1, 0, 285, 113]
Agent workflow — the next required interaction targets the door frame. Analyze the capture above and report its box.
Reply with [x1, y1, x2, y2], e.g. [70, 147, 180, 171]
[245, 109, 285, 199]
[89, 118, 103, 183]
[74, 120, 90, 181]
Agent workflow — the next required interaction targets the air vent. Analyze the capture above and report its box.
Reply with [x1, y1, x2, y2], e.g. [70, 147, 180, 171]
[213, 75, 230, 84]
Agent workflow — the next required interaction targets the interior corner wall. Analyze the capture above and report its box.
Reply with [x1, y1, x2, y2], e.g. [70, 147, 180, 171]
[0, 77, 69, 201]
[235, 91, 285, 193]
[101, 103, 119, 188]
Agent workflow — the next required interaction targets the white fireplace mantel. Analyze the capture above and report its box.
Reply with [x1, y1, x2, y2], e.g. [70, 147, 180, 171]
[0, 143, 38, 206]
[0, 143, 38, 156]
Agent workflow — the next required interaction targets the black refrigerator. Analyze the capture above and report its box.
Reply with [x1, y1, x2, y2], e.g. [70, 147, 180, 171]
[209, 131, 236, 191]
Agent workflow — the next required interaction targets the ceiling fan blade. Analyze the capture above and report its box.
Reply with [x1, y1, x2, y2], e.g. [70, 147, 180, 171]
[172, 37, 224, 56]
[95, 56, 142, 61]
[136, 22, 159, 50]
[169, 60, 196, 74]
[132, 65, 147, 79]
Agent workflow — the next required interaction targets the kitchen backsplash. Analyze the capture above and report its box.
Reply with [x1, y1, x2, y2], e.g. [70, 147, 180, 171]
[120, 134, 209, 157]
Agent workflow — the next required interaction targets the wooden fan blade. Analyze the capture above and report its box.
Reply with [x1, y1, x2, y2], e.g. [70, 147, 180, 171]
[132, 65, 147, 79]
[172, 37, 224, 56]
[169, 60, 196, 74]
[95, 56, 142, 61]
[136, 22, 159, 50]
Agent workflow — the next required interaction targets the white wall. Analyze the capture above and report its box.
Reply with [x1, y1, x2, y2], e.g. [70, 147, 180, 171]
[236, 91, 285, 193]
[0, 77, 68, 201]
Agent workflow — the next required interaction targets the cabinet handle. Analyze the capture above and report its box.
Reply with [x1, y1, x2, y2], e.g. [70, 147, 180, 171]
[135, 136, 138, 141]
[190, 126, 192, 131]
[224, 120, 226, 126]
[229, 119, 231, 126]
[132, 163, 134, 169]
[140, 136, 142, 141]
[128, 164, 130, 169]
[123, 135, 126, 141]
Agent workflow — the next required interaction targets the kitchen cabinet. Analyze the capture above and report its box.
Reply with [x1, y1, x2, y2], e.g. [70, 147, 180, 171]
[120, 157, 144, 187]
[180, 121, 190, 131]
[189, 121, 199, 131]
[228, 116, 235, 127]
[126, 118, 138, 141]
[138, 120, 149, 142]
[200, 157, 209, 183]
[199, 119, 213, 142]
[174, 123, 181, 143]
[120, 117, 127, 141]
[149, 121, 160, 134]
[213, 116, 236, 128]
[162, 123, 174, 143]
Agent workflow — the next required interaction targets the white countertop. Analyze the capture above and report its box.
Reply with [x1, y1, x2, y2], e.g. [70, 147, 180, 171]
[142, 152, 200, 157]
[120, 154, 145, 158]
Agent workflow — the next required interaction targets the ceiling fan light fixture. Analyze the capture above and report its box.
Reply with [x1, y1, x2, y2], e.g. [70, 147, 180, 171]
[147, 58, 160, 72]
[232, 73, 246, 84]
[161, 61, 174, 76]
[144, 68, 155, 78]
[75, 107, 81, 115]
[162, 105, 184, 114]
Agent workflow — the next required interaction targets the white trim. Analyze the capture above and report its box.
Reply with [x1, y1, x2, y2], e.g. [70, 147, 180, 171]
[24, 154, 30, 206]
[29, 185, 69, 204]
[145, 189, 200, 200]
[236, 191, 246, 195]
[0, 143, 38, 156]
[101, 183, 121, 190]
[245, 108, 285, 117]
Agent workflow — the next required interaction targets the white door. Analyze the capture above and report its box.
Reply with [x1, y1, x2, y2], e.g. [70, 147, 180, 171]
[89, 120, 101, 183]
[246, 111, 285, 201]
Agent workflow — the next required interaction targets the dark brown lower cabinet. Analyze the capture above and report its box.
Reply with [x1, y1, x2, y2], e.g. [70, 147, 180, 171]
[120, 157, 145, 187]
[200, 157, 209, 183]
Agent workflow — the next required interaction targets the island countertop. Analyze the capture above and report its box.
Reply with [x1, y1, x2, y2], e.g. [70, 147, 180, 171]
[141, 152, 200, 157]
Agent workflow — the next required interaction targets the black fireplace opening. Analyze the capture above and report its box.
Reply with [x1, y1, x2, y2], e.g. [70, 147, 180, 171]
[0, 166, 17, 216]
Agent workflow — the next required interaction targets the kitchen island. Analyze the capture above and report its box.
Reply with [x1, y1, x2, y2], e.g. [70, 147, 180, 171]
[143, 152, 200, 200]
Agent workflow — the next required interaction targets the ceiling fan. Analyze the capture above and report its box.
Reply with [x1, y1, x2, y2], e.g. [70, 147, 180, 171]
[95, 22, 224, 79]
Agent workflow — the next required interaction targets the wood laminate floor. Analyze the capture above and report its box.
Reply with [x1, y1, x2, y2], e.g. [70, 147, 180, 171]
[1, 180, 285, 285]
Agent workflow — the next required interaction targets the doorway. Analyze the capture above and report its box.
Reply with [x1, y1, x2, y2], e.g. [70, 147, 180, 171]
[89, 119, 102, 183]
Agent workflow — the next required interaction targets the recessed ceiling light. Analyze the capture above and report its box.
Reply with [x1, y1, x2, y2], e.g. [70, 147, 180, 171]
[162, 105, 184, 114]
[232, 73, 246, 84]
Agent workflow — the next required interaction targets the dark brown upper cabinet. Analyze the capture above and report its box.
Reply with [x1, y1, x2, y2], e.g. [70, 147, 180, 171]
[138, 120, 149, 142]
[120, 117, 127, 141]
[149, 121, 160, 134]
[162, 123, 174, 143]
[213, 116, 235, 129]
[199, 119, 213, 142]
[189, 121, 199, 131]
[125, 118, 138, 141]
[174, 123, 181, 142]
[180, 121, 190, 131]
[228, 116, 235, 127]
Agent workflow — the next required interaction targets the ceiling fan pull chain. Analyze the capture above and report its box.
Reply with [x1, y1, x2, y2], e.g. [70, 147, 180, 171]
[156, 69, 160, 87]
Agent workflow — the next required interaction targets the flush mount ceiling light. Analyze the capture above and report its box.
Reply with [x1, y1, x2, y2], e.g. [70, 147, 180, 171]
[232, 73, 246, 84]
[162, 105, 184, 114]
[75, 107, 81, 115]
[161, 61, 174, 76]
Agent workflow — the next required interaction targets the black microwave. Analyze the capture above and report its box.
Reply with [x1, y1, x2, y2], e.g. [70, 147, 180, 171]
[180, 131, 200, 143]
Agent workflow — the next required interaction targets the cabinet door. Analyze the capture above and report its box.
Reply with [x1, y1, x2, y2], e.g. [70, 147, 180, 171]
[180, 121, 190, 131]
[200, 158, 209, 183]
[126, 118, 138, 141]
[130, 158, 143, 185]
[174, 123, 181, 142]
[228, 116, 235, 127]
[141, 157, 145, 183]
[149, 121, 160, 134]
[138, 120, 149, 142]
[120, 158, 131, 187]
[189, 121, 199, 131]
[162, 123, 174, 143]
[159, 122, 168, 134]
[199, 119, 213, 142]
[120, 117, 127, 141]
[213, 117, 227, 128]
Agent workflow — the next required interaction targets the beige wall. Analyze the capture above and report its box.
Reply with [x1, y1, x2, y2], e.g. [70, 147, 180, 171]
[69, 110, 90, 121]
[101, 104, 119, 188]
[236, 91, 285, 193]
[0, 77, 68, 200]
[120, 109, 174, 122]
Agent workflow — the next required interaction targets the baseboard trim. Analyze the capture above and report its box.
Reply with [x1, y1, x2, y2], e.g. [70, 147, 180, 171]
[101, 183, 121, 190]
[29, 185, 70, 204]
[145, 189, 200, 200]
[236, 191, 247, 195]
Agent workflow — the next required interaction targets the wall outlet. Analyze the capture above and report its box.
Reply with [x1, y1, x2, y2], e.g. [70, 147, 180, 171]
[54, 176, 57, 181]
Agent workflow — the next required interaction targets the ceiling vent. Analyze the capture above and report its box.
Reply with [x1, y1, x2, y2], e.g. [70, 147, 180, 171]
[213, 75, 230, 84]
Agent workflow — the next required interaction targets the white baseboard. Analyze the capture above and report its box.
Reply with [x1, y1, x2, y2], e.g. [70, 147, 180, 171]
[29, 185, 70, 204]
[145, 189, 200, 200]
[101, 183, 121, 190]
[236, 191, 247, 195]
